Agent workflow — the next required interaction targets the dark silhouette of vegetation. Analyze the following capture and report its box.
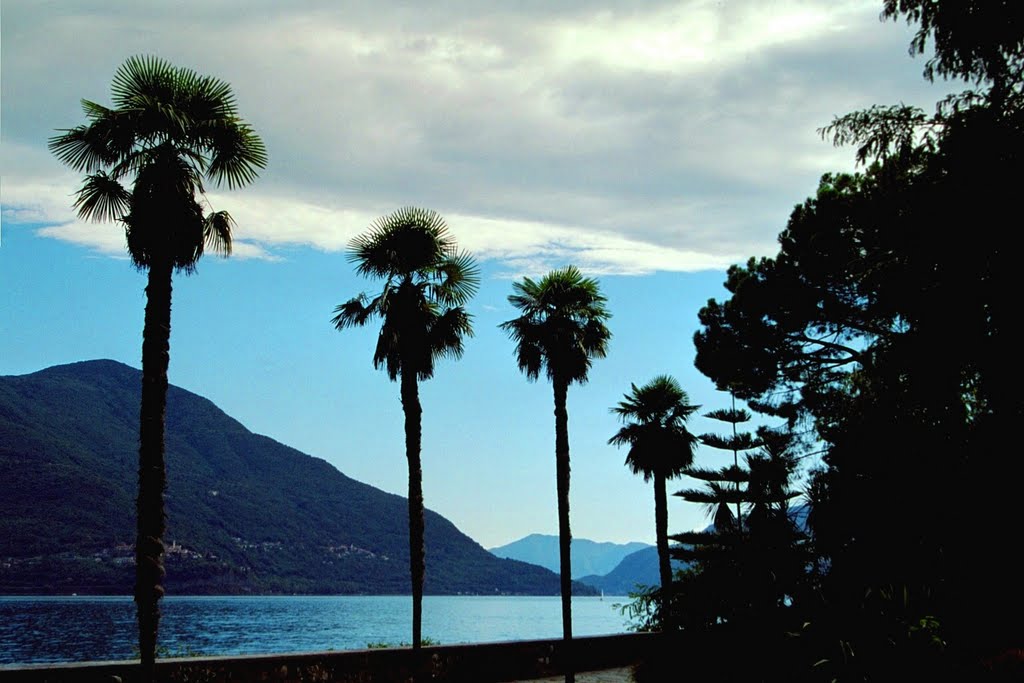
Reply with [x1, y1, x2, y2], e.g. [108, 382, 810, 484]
[695, 397, 758, 530]
[332, 207, 479, 650]
[501, 266, 611, 683]
[670, 391, 804, 632]
[608, 375, 698, 625]
[48, 55, 266, 680]
[689, 3, 1023, 678]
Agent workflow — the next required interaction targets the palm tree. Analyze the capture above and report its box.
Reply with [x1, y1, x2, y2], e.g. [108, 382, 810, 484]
[332, 207, 478, 650]
[608, 375, 699, 624]
[49, 55, 265, 679]
[500, 266, 611, 683]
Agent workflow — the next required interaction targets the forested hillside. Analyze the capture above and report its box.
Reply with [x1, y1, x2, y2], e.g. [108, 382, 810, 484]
[0, 360, 596, 596]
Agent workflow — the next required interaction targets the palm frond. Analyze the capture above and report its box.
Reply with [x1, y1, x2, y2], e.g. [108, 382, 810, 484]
[110, 55, 179, 110]
[203, 210, 234, 257]
[72, 172, 131, 222]
[501, 265, 611, 387]
[506, 277, 542, 317]
[428, 306, 474, 364]
[430, 251, 480, 307]
[349, 207, 452, 279]
[51, 55, 263, 278]
[504, 325, 543, 381]
[331, 294, 378, 330]
[49, 119, 123, 173]
[608, 422, 646, 448]
[204, 122, 268, 189]
[608, 375, 700, 482]
[182, 71, 238, 123]
[335, 207, 477, 384]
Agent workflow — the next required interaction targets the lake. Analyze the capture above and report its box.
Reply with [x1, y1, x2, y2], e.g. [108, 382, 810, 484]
[0, 595, 637, 665]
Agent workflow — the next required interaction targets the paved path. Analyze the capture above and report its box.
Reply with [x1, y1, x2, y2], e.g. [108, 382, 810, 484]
[515, 666, 635, 682]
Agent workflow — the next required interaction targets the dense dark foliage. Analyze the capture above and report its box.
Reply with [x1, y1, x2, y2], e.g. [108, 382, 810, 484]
[0, 360, 597, 597]
[670, 404, 805, 634]
[686, 2, 1024, 679]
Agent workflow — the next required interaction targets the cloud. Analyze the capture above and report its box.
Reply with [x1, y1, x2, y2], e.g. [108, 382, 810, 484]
[2, 0, 947, 274]
[35, 221, 126, 257]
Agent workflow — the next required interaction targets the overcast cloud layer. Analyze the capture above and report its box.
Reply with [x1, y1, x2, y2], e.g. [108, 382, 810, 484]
[2, 0, 945, 274]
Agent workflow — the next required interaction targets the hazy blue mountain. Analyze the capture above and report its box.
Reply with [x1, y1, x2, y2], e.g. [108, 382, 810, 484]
[578, 506, 810, 594]
[489, 534, 652, 579]
[577, 546, 688, 595]
[0, 360, 597, 596]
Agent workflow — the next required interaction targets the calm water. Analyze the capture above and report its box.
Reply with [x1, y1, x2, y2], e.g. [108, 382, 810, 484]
[0, 595, 634, 665]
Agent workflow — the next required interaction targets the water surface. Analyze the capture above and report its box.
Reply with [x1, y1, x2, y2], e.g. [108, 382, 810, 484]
[0, 595, 634, 665]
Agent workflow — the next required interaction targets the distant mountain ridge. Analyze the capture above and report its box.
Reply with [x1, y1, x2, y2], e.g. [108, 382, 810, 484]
[0, 360, 596, 596]
[489, 534, 652, 579]
[578, 546, 688, 595]
[578, 506, 811, 594]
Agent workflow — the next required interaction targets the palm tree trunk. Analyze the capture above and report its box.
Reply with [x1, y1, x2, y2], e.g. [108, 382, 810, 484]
[552, 377, 574, 683]
[654, 470, 672, 628]
[401, 366, 425, 651]
[136, 260, 172, 682]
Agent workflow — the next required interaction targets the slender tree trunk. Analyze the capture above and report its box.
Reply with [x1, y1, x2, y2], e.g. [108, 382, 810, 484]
[731, 393, 742, 532]
[552, 377, 574, 683]
[136, 260, 172, 683]
[401, 366, 425, 651]
[654, 471, 672, 628]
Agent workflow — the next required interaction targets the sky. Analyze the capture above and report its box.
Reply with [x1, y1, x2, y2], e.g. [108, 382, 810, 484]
[1, 1, 950, 548]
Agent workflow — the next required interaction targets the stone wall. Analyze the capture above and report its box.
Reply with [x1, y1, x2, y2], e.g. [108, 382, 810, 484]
[1, 632, 658, 682]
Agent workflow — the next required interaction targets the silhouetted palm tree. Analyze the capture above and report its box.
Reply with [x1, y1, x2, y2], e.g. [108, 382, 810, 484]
[332, 207, 477, 650]
[49, 55, 265, 680]
[608, 375, 699, 623]
[500, 266, 611, 683]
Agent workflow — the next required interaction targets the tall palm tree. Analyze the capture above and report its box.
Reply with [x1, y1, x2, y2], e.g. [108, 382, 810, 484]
[49, 55, 265, 679]
[500, 266, 611, 683]
[332, 207, 478, 650]
[608, 375, 699, 624]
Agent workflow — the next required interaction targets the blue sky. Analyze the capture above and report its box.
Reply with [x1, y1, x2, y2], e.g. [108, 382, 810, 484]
[1, 1, 948, 547]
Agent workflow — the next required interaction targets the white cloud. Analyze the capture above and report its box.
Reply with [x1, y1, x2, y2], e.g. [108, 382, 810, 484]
[2, 0, 946, 274]
[35, 221, 125, 256]
[543, 1, 856, 74]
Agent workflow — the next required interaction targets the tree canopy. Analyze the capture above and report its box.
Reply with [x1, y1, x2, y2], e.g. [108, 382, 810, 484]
[688, 2, 1023, 675]
[49, 55, 267, 273]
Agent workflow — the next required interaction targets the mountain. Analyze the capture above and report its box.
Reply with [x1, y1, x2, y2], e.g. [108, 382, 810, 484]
[0, 360, 596, 596]
[577, 547, 688, 595]
[579, 506, 811, 594]
[489, 534, 651, 579]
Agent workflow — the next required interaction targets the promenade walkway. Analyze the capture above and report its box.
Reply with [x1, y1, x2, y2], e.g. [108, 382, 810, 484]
[1, 634, 652, 682]
[522, 666, 635, 683]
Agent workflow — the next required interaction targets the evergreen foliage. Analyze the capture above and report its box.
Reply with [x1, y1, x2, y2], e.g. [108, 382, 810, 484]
[689, 2, 1024, 678]
[670, 393, 805, 633]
